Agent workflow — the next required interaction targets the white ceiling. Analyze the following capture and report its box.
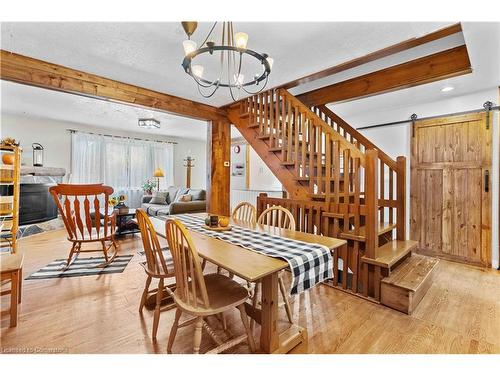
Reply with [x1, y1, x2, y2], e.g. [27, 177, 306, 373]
[0, 22, 498, 137]
[330, 22, 500, 120]
[1, 22, 455, 107]
[0, 80, 208, 140]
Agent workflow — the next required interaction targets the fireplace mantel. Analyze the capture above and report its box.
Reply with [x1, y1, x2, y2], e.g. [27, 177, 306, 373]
[20, 166, 66, 185]
[21, 166, 66, 176]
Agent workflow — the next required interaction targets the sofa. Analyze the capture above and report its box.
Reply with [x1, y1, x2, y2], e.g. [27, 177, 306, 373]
[141, 186, 207, 216]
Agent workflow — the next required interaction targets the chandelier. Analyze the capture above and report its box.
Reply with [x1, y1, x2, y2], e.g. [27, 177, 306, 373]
[180, 21, 273, 101]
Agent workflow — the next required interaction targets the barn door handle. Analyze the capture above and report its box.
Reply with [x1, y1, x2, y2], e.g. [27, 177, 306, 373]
[484, 170, 489, 192]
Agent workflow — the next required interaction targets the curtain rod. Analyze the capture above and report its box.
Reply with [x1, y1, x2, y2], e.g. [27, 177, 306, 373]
[66, 129, 178, 145]
[356, 103, 499, 131]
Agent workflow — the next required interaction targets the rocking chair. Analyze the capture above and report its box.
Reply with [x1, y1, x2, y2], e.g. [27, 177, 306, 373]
[49, 183, 119, 267]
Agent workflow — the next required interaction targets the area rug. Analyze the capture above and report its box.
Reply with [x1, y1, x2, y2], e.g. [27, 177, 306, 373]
[136, 247, 169, 257]
[25, 255, 134, 280]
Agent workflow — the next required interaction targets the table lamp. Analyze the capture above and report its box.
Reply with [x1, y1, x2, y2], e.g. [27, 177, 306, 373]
[153, 167, 164, 191]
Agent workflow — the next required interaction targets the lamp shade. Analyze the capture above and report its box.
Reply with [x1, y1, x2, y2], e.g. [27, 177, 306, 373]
[153, 168, 165, 178]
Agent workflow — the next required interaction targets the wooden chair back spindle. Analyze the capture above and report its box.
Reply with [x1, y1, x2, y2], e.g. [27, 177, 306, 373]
[257, 205, 296, 230]
[165, 219, 209, 310]
[49, 183, 113, 241]
[136, 209, 172, 277]
[232, 202, 257, 224]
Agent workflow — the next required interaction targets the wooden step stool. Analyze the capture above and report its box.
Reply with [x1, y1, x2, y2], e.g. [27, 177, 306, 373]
[380, 254, 439, 315]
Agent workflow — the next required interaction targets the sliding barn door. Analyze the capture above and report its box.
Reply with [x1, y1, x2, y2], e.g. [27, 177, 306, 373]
[410, 112, 492, 266]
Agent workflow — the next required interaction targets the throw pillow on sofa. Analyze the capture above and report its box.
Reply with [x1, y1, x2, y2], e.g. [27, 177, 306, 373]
[188, 189, 206, 201]
[166, 186, 179, 204]
[149, 191, 168, 205]
[177, 194, 192, 202]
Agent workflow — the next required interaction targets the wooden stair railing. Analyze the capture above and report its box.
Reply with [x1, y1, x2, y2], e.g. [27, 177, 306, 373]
[312, 105, 406, 241]
[228, 88, 414, 305]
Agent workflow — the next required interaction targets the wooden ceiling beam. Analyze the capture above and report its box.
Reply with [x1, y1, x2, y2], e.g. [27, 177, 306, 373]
[296, 44, 472, 107]
[279, 23, 462, 90]
[0, 49, 226, 121]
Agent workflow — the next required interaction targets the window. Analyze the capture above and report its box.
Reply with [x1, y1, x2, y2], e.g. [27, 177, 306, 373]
[70, 131, 174, 207]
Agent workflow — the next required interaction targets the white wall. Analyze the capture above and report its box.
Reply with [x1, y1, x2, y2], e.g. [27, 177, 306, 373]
[229, 140, 283, 209]
[331, 88, 499, 269]
[248, 147, 282, 191]
[230, 143, 247, 190]
[0, 113, 207, 189]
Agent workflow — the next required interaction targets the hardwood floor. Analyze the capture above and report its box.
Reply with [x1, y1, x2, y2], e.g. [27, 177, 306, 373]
[1, 228, 499, 354]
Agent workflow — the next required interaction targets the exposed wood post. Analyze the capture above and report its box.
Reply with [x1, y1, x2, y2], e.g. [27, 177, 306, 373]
[364, 149, 379, 259]
[206, 118, 231, 216]
[396, 156, 406, 241]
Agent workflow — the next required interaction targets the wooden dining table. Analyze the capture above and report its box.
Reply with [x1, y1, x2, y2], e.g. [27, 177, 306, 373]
[151, 214, 346, 354]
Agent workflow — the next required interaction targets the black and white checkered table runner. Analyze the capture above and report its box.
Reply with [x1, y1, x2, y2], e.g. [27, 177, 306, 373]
[165, 214, 333, 295]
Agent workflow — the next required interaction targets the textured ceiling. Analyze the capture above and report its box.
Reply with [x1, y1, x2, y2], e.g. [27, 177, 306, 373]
[329, 22, 500, 120]
[1, 22, 498, 138]
[0, 81, 208, 140]
[1, 22, 453, 107]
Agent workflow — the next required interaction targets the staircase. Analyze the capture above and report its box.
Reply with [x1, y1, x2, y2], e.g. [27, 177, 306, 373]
[227, 88, 438, 313]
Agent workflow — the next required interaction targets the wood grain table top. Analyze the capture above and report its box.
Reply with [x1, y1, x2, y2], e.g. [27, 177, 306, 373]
[151, 214, 345, 283]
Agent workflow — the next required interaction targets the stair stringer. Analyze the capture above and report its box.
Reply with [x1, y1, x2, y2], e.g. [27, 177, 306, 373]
[227, 107, 309, 200]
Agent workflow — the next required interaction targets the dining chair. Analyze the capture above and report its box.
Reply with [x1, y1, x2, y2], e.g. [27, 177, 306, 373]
[253, 205, 295, 326]
[231, 201, 257, 224]
[0, 251, 23, 327]
[257, 205, 296, 231]
[221, 202, 257, 278]
[49, 183, 119, 267]
[136, 209, 176, 341]
[165, 218, 256, 354]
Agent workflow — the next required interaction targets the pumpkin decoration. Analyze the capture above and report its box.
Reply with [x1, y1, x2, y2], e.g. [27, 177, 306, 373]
[218, 217, 230, 227]
[2, 153, 15, 165]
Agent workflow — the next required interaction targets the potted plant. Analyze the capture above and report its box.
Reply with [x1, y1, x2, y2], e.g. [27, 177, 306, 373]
[142, 179, 157, 195]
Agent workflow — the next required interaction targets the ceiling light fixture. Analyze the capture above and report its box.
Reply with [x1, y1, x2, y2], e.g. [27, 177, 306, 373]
[441, 86, 455, 92]
[180, 21, 273, 101]
[138, 118, 161, 129]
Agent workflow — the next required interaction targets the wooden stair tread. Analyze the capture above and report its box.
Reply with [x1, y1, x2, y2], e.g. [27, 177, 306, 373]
[339, 221, 396, 241]
[322, 212, 355, 219]
[239, 112, 250, 118]
[269, 146, 282, 152]
[281, 161, 295, 166]
[294, 173, 346, 182]
[380, 254, 439, 314]
[309, 192, 358, 200]
[248, 122, 260, 128]
[361, 240, 418, 268]
[382, 254, 439, 292]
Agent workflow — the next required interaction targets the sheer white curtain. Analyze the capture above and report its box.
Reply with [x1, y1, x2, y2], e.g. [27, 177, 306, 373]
[151, 142, 174, 190]
[71, 131, 174, 208]
[70, 132, 104, 183]
[127, 139, 152, 208]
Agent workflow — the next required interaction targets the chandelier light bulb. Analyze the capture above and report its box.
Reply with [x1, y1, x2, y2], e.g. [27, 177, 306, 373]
[180, 22, 272, 101]
[192, 65, 204, 78]
[234, 32, 248, 49]
[266, 57, 274, 70]
[183, 40, 197, 56]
